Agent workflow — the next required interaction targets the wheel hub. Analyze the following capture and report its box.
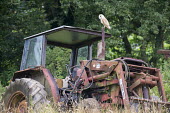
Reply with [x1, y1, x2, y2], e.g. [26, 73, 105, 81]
[17, 100, 27, 113]
[7, 91, 27, 113]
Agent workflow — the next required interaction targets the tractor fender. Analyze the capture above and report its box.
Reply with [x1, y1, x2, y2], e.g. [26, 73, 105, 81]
[12, 66, 60, 103]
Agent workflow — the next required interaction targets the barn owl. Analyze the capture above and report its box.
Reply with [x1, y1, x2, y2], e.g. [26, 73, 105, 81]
[99, 14, 111, 29]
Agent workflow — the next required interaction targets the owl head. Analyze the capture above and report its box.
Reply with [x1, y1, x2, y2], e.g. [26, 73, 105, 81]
[99, 14, 104, 19]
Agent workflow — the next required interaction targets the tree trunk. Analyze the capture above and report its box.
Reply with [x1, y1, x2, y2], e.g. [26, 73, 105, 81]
[63, 4, 75, 26]
[150, 26, 164, 66]
[140, 41, 147, 62]
[122, 34, 132, 56]
[155, 26, 164, 50]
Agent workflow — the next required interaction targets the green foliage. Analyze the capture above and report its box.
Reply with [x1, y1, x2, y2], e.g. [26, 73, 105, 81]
[149, 59, 170, 101]
[0, 83, 5, 100]
[42, 0, 170, 65]
[0, 0, 50, 86]
[77, 46, 88, 64]
[160, 59, 170, 101]
[46, 47, 71, 79]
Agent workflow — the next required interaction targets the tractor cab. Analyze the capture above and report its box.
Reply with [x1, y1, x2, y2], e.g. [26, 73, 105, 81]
[20, 25, 111, 71]
[18, 25, 112, 90]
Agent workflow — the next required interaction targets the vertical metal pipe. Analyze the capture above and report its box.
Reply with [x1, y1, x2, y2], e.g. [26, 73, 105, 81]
[156, 69, 167, 102]
[102, 27, 105, 60]
[88, 44, 92, 60]
[143, 85, 149, 99]
[143, 85, 150, 111]
[42, 35, 47, 67]
[97, 27, 105, 60]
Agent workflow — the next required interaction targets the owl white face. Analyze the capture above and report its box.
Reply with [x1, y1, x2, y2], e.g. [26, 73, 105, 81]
[99, 14, 104, 19]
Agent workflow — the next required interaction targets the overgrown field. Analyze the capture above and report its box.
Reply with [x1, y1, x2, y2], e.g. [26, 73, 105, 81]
[27, 104, 169, 113]
[0, 102, 169, 113]
[0, 83, 5, 100]
[0, 84, 169, 113]
[0, 98, 169, 113]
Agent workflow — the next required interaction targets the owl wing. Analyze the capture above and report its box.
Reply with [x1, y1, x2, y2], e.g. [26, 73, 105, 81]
[102, 17, 111, 29]
[100, 19, 103, 24]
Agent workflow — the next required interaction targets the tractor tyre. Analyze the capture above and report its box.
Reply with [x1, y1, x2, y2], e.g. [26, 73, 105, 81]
[2, 78, 48, 113]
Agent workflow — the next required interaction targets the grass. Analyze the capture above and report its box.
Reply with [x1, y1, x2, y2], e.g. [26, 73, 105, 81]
[0, 83, 5, 113]
[27, 103, 168, 113]
[0, 82, 169, 113]
[1, 98, 168, 113]
[0, 83, 5, 100]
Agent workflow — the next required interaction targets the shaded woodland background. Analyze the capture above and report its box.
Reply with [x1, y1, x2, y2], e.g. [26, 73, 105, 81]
[1, 0, 170, 96]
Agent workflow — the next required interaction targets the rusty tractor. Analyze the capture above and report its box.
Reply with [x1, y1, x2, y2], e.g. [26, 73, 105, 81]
[2, 26, 170, 112]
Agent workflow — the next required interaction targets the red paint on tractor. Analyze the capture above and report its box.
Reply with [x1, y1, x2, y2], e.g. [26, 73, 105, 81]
[42, 68, 60, 103]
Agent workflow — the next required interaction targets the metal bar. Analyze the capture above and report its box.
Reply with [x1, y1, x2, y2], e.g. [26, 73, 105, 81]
[129, 72, 159, 81]
[115, 57, 148, 66]
[155, 69, 167, 102]
[129, 78, 157, 91]
[88, 44, 92, 60]
[157, 49, 170, 54]
[127, 64, 157, 71]
[143, 86, 149, 99]
[42, 68, 60, 103]
[132, 90, 139, 97]
[102, 27, 105, 60]
[97, 27, 105, 60]
[115, 63, 130, 109]
[20, 39, 30, 70]
[128, 72, 145, 77]
[70, 48, 78, 67]
[42, 35, 47, 67]
[140, 79, 157, 85]
[88, 72, 110, 81]
[129, 79, 141, 91]
[142, 86, 150, 112]
[130, 97, 170, 107]
[150, 75, 159, 81]
[157, 49, 170, 59]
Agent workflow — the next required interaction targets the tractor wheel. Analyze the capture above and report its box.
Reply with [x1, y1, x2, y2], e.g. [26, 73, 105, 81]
[2, 78, 48, 113]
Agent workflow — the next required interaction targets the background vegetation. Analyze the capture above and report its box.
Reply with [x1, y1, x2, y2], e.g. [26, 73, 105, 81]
[0, 0, 170, 100]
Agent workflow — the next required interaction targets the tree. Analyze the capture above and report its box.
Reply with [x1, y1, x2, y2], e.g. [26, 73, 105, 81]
[0, 0, 50, 85]
[1, 0, 170, 85]
[46, 47, 71, 78]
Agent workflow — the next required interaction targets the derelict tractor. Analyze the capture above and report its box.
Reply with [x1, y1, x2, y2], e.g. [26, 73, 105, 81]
[2, 26, 170, 112]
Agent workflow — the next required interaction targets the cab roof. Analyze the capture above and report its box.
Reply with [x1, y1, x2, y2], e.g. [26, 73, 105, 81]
[24, 25, 112, 48]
